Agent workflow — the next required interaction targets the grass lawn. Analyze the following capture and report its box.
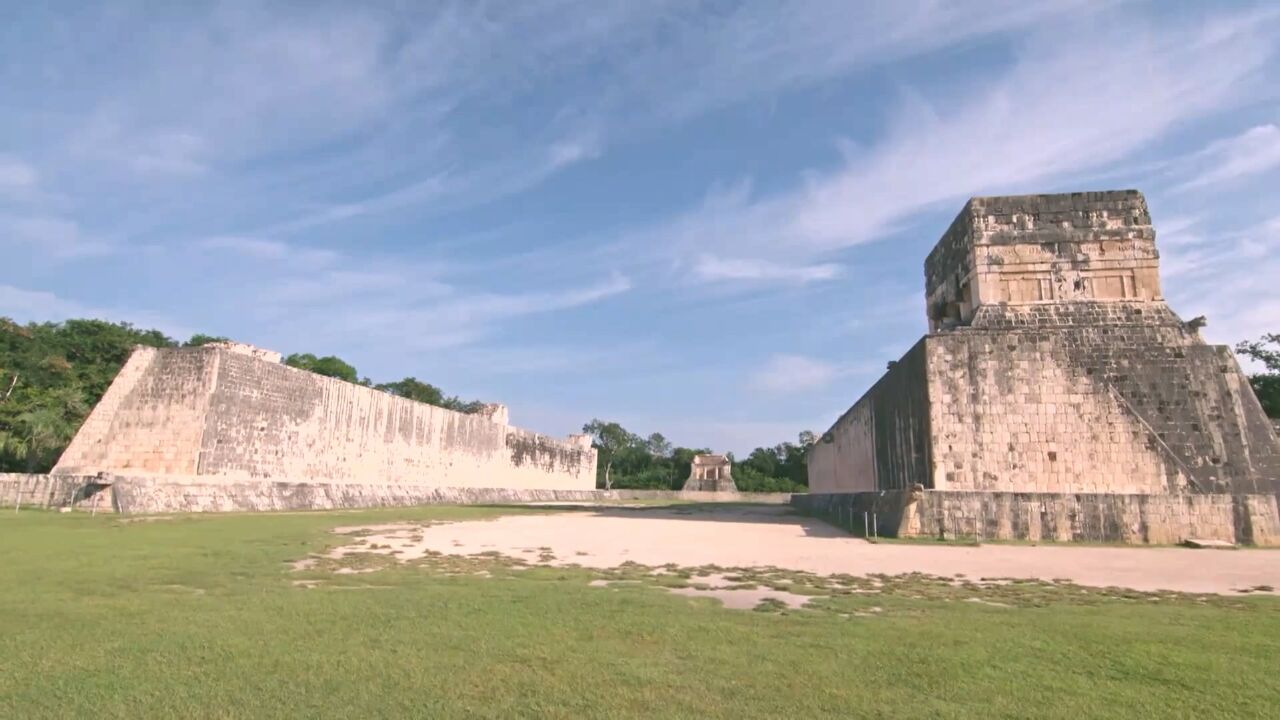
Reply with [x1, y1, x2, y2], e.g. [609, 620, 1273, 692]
[1, 506, 1277, 719]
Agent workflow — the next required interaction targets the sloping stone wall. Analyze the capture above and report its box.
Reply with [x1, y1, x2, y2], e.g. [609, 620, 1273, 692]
[53, 348, 217, 476]
[53, 346, 597, 491]
[929, 307, 1279, 494]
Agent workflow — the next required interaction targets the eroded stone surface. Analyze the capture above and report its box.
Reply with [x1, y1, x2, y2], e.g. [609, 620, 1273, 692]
[52, 346, 597, 491]
[810, 190, 1280, 496]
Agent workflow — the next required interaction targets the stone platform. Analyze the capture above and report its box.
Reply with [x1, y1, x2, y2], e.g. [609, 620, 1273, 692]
[791, 489, 1280, 546]
[0, 473, 790, 514]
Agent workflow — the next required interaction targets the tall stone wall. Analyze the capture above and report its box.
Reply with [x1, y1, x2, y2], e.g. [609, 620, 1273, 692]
[54, 346, 597, 491]
[808, 340, 930, 492]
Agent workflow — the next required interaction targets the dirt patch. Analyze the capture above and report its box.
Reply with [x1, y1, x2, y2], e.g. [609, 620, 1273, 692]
[590, 573, 817, 611]
[319, 504, 1279, 595]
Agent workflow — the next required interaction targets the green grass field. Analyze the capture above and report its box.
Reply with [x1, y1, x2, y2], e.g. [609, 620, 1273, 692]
[2, 506, 1277, 719]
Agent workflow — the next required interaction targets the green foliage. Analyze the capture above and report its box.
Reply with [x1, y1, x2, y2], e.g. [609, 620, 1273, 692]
[376, 377, 482, 414]
[182, 334, 229, 347]
[581, 419, 638, 489]
[284, 353, 360, 383]
[0, 316, 484, 471]
[1236, 333, 1280, 417]
[0, 317, 176, 472]
[581, 420, 813, 492]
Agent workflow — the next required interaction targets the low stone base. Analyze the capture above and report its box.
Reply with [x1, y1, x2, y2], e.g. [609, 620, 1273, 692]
[791, 490, 1280, 547]
[0, 473, 114, 512]
[0, 473, 790, 514]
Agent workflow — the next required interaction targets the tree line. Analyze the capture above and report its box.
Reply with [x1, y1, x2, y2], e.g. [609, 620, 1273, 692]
[3, 315, 1275, 481]
[0, 318, 483, 472]
[580, 419, 813, 493]
[1237, 334, 1280, 418]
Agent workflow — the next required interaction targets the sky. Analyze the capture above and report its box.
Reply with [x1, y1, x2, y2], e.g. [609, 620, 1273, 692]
[2, 1, 1279, 453]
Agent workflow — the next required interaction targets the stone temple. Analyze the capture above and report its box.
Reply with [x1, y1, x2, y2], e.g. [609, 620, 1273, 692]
[683, 454, 736, 492]
[808, 190, 1280, 500]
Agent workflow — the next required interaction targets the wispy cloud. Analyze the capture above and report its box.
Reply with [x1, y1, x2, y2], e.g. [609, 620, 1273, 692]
[0, 284, 190, 339]
[748, 354, 877, 394]
[2, 216, 114, 260]
[318, 273, 634, 352]
[645, 8, 1278, 269]
[692, 255, 842, 284]
[1173, 124, 1280, 192]
[0, 157, 38, 196]
[197, 236, 338, 268]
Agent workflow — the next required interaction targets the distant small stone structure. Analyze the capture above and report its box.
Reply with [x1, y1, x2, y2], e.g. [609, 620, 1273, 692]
[683, 454, 736, 492]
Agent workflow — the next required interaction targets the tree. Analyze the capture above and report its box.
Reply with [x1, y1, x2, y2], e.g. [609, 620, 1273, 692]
[375, 377, 483, 413]
[283, 353, 359, 383]
[581, 419, 636, 490]
[376, 377, 446, 405]
[1, 317, 174, 472]
[645, 432, 672, 458]
[183, 334, 229, 347]
[1237, 333, 1280, 418]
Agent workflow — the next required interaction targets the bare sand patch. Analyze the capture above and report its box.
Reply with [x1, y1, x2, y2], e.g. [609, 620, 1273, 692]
[326, 504, 1278, 595]
[590, 574, 816, 611]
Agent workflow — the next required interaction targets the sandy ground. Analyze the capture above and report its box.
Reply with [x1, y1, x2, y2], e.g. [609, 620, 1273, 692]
[335, 505, 1279, 595]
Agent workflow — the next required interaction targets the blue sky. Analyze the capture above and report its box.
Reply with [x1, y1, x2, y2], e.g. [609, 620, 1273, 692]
[2, 1, 1278, 453]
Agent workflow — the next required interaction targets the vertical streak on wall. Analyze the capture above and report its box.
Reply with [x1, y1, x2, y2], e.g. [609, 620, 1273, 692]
[55, 346, 596, 490]
[196, 349, 594, 489]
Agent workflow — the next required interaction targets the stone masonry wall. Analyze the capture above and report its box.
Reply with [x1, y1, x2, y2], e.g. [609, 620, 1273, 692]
[930, 303, 1280, 494]
[53, 347, 217, 475]
[792, 491, 1280, 547]
[54, 346, 597, 491]
[927, 324, 1180, 494]
[808, 339, 931, 492]
[101, 476, 792, 513]
[0, 473, 107, 511]
[924, 191, 1160, 331]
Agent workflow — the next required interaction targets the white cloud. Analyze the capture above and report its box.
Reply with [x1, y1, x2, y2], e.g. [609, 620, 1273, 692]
[273, 272, 635, 354]
[645, 9, 1278, 268]
[197, 236, 338, 267]
[0, 284, 190, 339]
[692, 255, 842, 284]
[1173, 124, 1280, 192]
[1155, 215, 1206, 248]
[129, 130, 210, 177]
[546, 136, 601, 170]
[0, 284, 97, 319]
[749, 354, 841, 393]
[1163, 214, 1280, 352]
[1, 216, 114, 260]
[0, 157, 37, 194]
